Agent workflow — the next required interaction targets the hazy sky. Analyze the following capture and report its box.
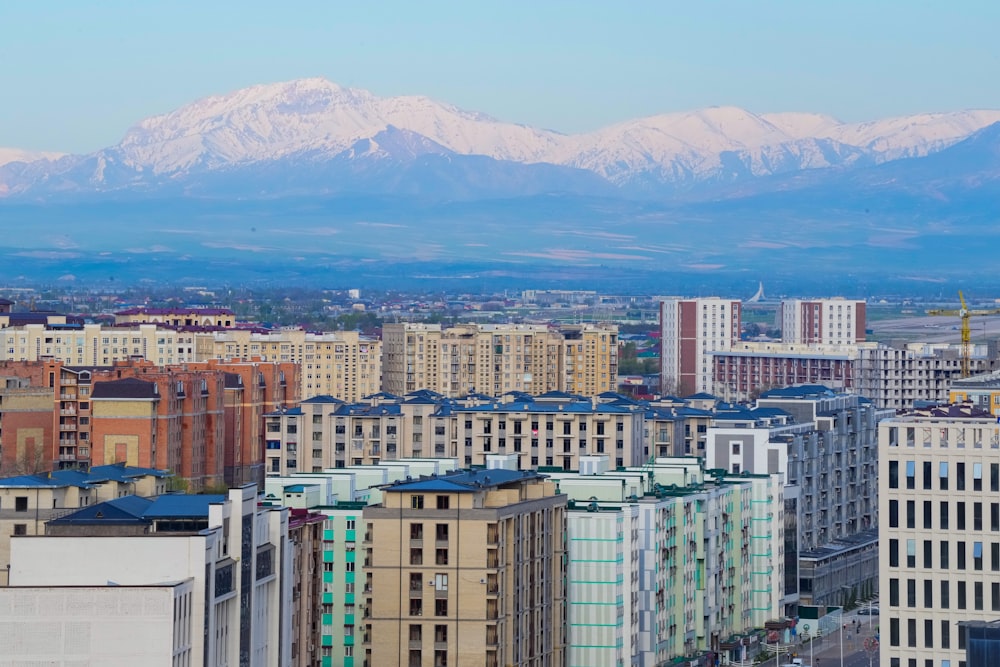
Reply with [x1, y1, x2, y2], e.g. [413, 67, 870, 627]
[3, 1, 999, 153]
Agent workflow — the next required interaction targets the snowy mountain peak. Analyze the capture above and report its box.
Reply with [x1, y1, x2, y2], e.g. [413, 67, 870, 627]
[2, 78, 1000, 198]
[0, 147, 65, 168]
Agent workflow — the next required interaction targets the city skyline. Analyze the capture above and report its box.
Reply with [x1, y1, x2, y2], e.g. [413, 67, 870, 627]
[3, 1, 1000, 153]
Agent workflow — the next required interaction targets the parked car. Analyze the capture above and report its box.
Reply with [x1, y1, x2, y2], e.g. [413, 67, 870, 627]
[858, 606, 880, 615]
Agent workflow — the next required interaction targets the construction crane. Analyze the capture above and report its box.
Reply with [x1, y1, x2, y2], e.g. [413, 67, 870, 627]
[926, 291, 1000, 377]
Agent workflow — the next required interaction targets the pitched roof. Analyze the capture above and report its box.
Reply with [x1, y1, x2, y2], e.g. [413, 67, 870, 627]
[301, 394, 345, 404]
[47, 496, 154, 525]
[383, 468, 544, 493]
[91, 377, 159, 400]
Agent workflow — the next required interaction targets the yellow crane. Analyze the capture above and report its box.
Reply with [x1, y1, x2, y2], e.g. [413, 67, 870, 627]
[926, 291, 1000, 377]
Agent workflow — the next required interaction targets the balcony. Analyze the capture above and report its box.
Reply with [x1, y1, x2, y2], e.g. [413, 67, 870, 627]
[58, 453, 76, 461]
[59, 409, 76, 416]
[59, 424, 76, 431]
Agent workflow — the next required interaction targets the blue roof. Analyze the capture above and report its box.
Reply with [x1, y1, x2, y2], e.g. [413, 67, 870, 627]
[385, 468, 544, 493]
[684, 392, 719, 400]
[0, 473, 94, 489]
[458, 400, 633, 415]
[265, 406, 303, 417]
[759, 385, 836, 399]
[0, 463, 170, 489]
[283, 484, 319, 493]
[301, 395, 345, 404]
[141, 494, 227, 519]
[47, 496, 154, 525]
[82, 463, 171, 482]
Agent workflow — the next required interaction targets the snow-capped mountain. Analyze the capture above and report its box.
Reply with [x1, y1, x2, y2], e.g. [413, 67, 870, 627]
[2, 77, 1000, 199]
[0, 147, 65, 168]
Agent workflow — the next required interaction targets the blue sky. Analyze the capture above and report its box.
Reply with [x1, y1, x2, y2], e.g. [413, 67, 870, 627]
[2, 1, 999, 153]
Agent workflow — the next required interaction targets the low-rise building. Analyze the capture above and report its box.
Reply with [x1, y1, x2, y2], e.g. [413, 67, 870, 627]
[3, 484, 290, 667]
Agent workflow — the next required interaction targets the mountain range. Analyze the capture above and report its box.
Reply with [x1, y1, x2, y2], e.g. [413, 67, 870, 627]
[2, 78, 1000, 290]
[3, 77, 1000, 200]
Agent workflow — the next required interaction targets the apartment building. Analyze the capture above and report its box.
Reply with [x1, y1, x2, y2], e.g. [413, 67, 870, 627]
[550, 456, 785, 666]
[3, 485, 290, 667]
[197, 328, 380, 403]
[711, 341, 865, 402]
[0, 358, 292, 487]
[286, 507, 325, 667]
[0, 322, 200, 366]
[361, 468, 567, 667]
[381, 322, 618, 398]
[780, 298, 866, 345]
[0, 462, 169, 585]
[659, 297, 742, 395]
[878, 403, 1000, 667]
[950, 369, 1000, 415]
[711, 340, 997, 410]
[705, 385, 891, 608]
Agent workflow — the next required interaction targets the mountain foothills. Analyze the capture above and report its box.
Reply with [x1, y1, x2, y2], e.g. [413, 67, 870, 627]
[2, 77, 1000, 200]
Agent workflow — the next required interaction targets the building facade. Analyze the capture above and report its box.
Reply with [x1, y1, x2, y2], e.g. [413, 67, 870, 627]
[879, 404, 1000, 667]
[381, 322, 618, 398]
[362, 468, 567, 667]
[780, 298, 866, 345]
[659, 298, 741, 395]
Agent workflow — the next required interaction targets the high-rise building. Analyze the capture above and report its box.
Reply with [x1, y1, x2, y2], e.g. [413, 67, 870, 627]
[659, 297, 741, 395]
[780, 298, 866, 345]
[381, 322, 618, 398]
[361, 468, 567, 667]
[878, 403, 1000, 667]
[196, 329, 380, 403]
[706, 385, 892, 609]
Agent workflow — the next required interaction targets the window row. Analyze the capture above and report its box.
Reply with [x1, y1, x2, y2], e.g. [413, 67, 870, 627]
[888, 459, 999, 492]
[888, 577, 1000, 612]
[887, 499, 1000, 531]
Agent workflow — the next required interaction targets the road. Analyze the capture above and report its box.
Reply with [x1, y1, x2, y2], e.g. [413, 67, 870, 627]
[740, 606, 880, 667]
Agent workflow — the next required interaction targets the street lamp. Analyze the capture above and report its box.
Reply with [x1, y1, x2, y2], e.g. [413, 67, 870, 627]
[803, 624, 813, 667]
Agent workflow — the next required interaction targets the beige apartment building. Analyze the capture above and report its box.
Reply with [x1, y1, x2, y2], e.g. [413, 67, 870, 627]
[196, 328, 381, 402]
[879, 403, 1000, 667]
[0, 323, 199, 366]
[382, 322, 618, 398]
[361, 468, 567, 667]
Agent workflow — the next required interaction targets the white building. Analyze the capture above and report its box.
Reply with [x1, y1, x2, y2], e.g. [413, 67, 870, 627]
[879, 403, 1000, 667]
[659, 297, 741, 395]
[780, 298, 866, 345]
[2, 485, 291, 667]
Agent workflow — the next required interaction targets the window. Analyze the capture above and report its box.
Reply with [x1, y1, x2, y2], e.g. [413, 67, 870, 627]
[435, 625, 447, 643]
[410, 549, 423, 565]
[994, 582, 1000, 612]
[411, 495, 425, 509]
[409, 599, 423, 616]
[907, 579, 916, 607]
[993, 463, 1000, 492]
[923, 461, 932, 489]
[975, 502, 984, 531]
[435, 524, 448, 541]
[436, 496, 450, 510]
[941, 501, 949, 530]
[907, 618, 916, 647]
[434, 574, 448, 591]
[907, 540, 916, 568]
[976, 581, 985, 610]
[889, 460, 899, 488]
[14, 496, 27, 512]
[940, 461, 949, 490]
[906, 500, 915, 529]
[958, 581, 967, 609]
[906, 460, 915, 489]
[923, 540, 932, 568]
[958, 502, 966, 530]
[889, 618, 900, 646]
[889, 500, 899, 527]
[957, 462, 966, 490]
[975, 541, 984, 570]
[889, 578, 899, 606]
[13, 524, 27, 536]
[974, 462, 983, 491]
[436, 549, 448, 565]
[958, 541, 967, 569]
[941, 620, 951, 649]
[924, 619, 934, 648]
[994, 542, 1000, 571]
[941, 580, 950, 608]
[924, 501, 932, 529]
[434, 599, 448, 617]
[889, 539, 899, 567]
[410, 573, 422, 591]
[409, 625, 422, 641]
[993, 504, 1000, 532]
[411, 524, 424, 540]
[924, 579, 933, 608]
